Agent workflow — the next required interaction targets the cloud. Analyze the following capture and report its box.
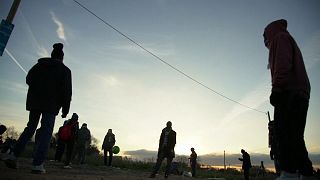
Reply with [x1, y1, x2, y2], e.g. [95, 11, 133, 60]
[302, 30, 320, 69]
[37, 46, 49, 57]
[50, 11, 67, 41]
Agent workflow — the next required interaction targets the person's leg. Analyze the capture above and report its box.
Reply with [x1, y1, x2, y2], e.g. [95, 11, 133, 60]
[165, 157, 173, 177]
[64, 141, 75, 166]
[55, 139, 65, 161]
[104, 149, 107, 165]
[32, 112, 55, 166]
[191, 162, 196, 177]
[108, 149, 113, 166]
[244, 169, 249, 180]
[13, 111, 41, 157]
[151, 154, 164, 176]
[293, 96, 314, 176]
[79, 145, 85, 164]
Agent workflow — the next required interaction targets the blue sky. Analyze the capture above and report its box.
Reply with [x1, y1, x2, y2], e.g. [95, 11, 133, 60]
[0, 0, 319, 156]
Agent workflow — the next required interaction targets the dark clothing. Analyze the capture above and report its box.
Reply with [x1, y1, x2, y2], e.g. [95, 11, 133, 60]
[26, 58, 72, 115]
[102, 132, 115, 166]
[189, 151, 197, 177]
[13, 111, 55, 165]
[102, 133, 115, 150]
[104, 149, 113, 166]
[264, 20, 314, 176]
[63, 119, 78, 166]
[239, 152, 251, 180]
[151, 127, 176, 177]
[158, 127, 176, 158]
[74, 127, 91, 164]
[274, 92, 314, 175]
[54, 138, 65, 161]
[264, 20, 310, 98]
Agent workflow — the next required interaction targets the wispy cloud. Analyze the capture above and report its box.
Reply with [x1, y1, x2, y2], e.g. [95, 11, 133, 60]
[37, 46, 49, 57]
[302, 30, 320, 69]
[50, 11, 67, 41]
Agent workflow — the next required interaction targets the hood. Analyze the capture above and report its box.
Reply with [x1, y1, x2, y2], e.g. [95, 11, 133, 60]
[38, 57, 63, 67]
[263, 19, 288, 44]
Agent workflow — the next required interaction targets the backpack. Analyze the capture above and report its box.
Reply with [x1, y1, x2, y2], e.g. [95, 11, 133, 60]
[59, 121, 77, 141]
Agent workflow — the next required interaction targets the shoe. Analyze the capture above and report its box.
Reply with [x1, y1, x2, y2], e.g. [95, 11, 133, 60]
[63, 165, 72, 169]
[276, 171, 299, 180]
[31, 164, 46, 174]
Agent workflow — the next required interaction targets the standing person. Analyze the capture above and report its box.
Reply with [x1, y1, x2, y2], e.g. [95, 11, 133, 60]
[63, 113, 79, 169]
[189, 147, 197, 177]
[263, 19, 315, 179]
[2, 43, 72, 173]
[74, 123, 91, 164]
[54, 120, 68, 162]
[238, 149, 252, 180]
[102, 129, 115, 166]
[150, 121, 176, 179]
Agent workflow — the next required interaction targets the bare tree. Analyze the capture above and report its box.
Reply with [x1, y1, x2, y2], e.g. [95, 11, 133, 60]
[2, 126, 19, 140]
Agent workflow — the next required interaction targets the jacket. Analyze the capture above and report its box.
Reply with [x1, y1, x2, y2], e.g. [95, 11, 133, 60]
[264, 20, 310, 99]
[26, 58, 72, 115]
[102, 133, 115, 150]
[158, 127, 176, 158]
[77, 127, 91, 146]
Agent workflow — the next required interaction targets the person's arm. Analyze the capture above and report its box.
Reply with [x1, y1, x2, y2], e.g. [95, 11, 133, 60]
[61, 68, 72, 117]
[272, 34, 293, 93]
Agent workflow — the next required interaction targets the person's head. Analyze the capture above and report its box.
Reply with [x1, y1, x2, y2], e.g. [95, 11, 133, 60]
[261, 161, 264, 164]
[51, 43, 64, 60]
[108, 129, 112, 133]
[82, 123, 87, 128]
[71, 113, 79, 120]
[241, 149, 245, 154]
[191, 147, 195, 152]
[166, 121, 172, 129]
[263, 19, 288, 49]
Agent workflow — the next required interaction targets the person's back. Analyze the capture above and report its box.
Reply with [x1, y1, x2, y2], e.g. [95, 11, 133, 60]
[77, 125, 91, 145]
[26, 57, 71, 115]
[103, 132, 115, 150]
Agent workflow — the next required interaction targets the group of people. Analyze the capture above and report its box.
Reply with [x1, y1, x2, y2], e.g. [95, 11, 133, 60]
[0, 19, 317, 179]
[54, 113, 91, 169]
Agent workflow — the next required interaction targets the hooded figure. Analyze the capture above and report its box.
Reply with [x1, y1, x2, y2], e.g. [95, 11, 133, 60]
[264, 19, 315, 178]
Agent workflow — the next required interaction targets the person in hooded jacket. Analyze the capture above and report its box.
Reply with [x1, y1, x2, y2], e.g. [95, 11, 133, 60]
[102, 129, 115, 166]
[73, 123, 91, 164]
[263, 19, 315, 179]
[3, 43, 72, 174]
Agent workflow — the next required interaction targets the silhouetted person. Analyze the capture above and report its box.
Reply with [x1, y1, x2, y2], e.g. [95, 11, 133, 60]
[189, 147, 197, 177]
[263, 19, 315, 179]
[258, 161, 266, 176]
[63, 113, 79, 169]
[74, 123, 91, 164]
[102, 129, 115, 166]
[238, 149, 252, 180]
[54, 120, 68, 162]
[3, 43, 72, 174]
[150, 121, 176, 179]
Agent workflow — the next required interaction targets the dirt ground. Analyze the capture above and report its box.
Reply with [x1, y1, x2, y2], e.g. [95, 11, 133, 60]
[0, 158, 193, 180]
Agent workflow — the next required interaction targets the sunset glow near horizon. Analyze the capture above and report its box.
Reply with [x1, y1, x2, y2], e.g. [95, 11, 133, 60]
[0, 0, 319, 156]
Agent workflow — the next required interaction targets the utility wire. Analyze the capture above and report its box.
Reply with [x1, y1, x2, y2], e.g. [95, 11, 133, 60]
[73, 0, 267, 115]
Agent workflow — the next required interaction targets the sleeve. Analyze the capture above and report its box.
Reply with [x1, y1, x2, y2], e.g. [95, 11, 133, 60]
[26, 64, 38, 85]
[62, 69, 72, 115]
[272, 34, 293, 92]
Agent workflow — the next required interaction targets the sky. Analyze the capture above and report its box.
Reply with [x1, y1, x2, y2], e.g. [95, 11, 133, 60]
[0, 0, 319, 157]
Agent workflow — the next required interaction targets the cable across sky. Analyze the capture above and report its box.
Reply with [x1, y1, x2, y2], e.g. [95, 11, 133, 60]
[72, 0, 267, 115]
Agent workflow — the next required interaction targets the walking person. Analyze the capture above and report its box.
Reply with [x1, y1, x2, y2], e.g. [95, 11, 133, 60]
[238, 149, 252, 180]
[74, 123, 91, 164]
[2, 43, 72, 173]
[54, 120, 68, 162]
[263, 19, 316, 179]
[62, 113, 79, 169]
[189, 147, 197, 177]
[102, 129, 115, 166]
[150, 121, 176, 179]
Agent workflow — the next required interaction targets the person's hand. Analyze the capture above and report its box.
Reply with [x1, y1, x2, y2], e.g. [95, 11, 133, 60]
[61, 114, 67, 118]
[270, 91, 283, 106]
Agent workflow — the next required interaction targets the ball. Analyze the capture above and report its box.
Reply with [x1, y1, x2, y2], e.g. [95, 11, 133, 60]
[112, 146, 120, 154]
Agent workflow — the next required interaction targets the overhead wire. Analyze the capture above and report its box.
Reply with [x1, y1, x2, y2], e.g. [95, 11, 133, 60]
[72, 0, 267, 115]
